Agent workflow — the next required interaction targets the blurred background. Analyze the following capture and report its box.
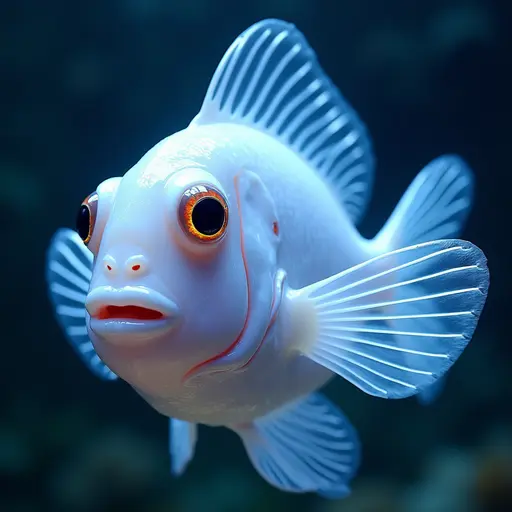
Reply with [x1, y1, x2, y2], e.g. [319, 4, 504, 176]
[1, 1, 510, 511]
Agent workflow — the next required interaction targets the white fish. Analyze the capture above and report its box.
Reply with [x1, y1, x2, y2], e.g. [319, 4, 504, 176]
[45, 19, 489, 498]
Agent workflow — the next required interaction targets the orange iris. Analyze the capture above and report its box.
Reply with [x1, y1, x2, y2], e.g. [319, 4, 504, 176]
[179, 184, 228, 242]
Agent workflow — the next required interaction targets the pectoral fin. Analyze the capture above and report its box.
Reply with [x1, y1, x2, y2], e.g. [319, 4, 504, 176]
[46, 228, 118, 381]
[289, 239, 489, 399]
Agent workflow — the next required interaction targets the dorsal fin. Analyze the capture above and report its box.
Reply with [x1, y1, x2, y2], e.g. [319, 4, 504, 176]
[192, 19, 375, 225]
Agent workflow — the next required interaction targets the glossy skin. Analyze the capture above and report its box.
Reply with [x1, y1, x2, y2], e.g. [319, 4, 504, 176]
[85, 123, 373, 426]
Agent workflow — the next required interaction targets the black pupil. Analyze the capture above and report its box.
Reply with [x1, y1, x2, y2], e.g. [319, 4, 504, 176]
[76, 205, 91, 241]
[191, 197, 225, 236]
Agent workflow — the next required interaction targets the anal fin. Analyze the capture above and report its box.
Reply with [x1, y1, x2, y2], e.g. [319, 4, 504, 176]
[230, 392, 360, 498]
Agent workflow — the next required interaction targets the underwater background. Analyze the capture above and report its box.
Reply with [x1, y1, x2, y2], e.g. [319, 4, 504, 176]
[1, 1, 510, 511]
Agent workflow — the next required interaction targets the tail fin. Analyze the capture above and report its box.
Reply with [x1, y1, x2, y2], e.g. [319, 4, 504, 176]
[372, 155, 474, 253]
[371, 155, 475, 404]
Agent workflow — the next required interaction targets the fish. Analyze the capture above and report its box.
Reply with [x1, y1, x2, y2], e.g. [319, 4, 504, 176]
[45, 19, 490, 498]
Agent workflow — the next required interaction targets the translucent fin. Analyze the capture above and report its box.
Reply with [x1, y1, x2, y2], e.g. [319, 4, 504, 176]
[369, 156, 474, 402]
[293, 239, 489, 399]
[45, 228, 118, 381]
[412, 312, 450, 405]
[169, 418, 197, 476]
[192, 18, 374, 225]
[373, 155, 474, 252]
[417, 375, 446, 406]
[231, 392, 359, 498]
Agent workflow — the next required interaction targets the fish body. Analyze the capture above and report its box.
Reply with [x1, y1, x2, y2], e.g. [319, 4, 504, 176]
[92, 123, 371, 425]
[46, 19, 489, 498]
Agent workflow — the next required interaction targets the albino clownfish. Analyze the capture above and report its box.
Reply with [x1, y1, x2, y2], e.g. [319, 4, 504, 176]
[46, 19, 489, 498]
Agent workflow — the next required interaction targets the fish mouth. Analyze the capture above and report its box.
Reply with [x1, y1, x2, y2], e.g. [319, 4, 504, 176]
[95, 305, 165, 321]
[86, 286, 180, 345]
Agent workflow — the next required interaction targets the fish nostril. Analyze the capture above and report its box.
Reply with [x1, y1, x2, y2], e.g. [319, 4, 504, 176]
[103, 255, 117, 275]
[126, 255, 148, 277]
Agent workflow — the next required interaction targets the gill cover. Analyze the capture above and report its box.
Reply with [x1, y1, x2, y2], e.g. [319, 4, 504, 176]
[184, 170, 284, 381]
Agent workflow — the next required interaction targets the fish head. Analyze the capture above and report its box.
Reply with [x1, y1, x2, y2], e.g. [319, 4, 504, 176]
[79, 151, 282, 380]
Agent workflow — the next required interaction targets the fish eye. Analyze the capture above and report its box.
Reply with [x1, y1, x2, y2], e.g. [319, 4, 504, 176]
[179, 184, 228, 242]
[76, 192, 99, 245]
